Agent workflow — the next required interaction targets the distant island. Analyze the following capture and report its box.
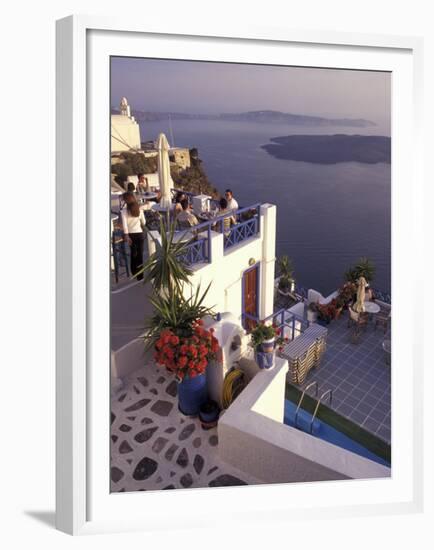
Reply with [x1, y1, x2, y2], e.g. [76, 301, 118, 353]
[261, 134, 391, 164]
[111, 108, 376, 128]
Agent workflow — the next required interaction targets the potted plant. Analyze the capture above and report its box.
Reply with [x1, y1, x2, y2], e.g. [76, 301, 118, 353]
[250, 323, 287, 369]
[147, 285, 220, 416]
[142, 217, 221, 416]
[153, 319, 220, 415]
[277, 255, 295, 295]
[315, 301, 337, 326]
[337, 281, 357, 310]
[345, 257, 376, 286]
[141, 217, 194, 294]
[199, 399, 220, 430]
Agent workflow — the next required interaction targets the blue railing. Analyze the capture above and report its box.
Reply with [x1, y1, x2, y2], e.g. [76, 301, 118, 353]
[180, 234, 210, 266]
[372, 288, 391, 305]
[174, 203, 261, 266]
[243, 308, 309, 340]
[112, 229, 130, 283]
[224, 215, 259, 250]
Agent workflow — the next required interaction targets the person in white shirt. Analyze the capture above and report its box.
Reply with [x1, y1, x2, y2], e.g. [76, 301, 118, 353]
[121, 192, 146, 280]
[224, 189, 239, 212]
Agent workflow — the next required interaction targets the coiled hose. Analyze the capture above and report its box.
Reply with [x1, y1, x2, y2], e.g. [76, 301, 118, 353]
[222, 368, 246, 409]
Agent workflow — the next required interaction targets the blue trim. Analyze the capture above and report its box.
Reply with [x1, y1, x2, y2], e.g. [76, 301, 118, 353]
[111, 229, 130, 282]
[180, 236, 209, 265]
[243, 307, 309, 338]
[173, 202, 261, 267]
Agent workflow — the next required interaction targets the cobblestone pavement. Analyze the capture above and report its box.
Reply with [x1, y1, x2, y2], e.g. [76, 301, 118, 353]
[111, 361, 261, 492]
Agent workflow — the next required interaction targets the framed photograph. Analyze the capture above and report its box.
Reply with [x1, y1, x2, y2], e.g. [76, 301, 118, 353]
[56, 16, 424, 535]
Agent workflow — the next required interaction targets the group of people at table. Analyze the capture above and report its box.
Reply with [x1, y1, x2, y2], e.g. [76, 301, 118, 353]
[118, 173, 239, 279]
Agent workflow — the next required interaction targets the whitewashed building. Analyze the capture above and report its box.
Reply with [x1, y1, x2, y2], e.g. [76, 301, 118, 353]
[147, 203, 276, 325]
[111, 97, 141, 152]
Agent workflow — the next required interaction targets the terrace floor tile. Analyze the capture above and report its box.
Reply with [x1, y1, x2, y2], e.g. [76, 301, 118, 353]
[294, 314, 391, 443]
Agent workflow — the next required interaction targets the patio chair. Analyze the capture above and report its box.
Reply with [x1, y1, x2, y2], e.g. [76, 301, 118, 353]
[375, 308, 391, 334]
[347, 307, 368, 330]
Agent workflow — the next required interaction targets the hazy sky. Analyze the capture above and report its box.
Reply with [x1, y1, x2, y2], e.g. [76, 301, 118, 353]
[111, 57, 390, 126]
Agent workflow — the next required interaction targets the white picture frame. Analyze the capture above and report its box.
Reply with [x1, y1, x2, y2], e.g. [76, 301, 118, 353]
[56, 15, 424, 535]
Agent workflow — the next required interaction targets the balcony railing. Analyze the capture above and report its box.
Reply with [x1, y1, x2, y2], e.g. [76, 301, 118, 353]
[371, 288, 391, 305]
[179, 233, 211, 266]
[175, 203, 261, 267]
[243, 308, 309, 341]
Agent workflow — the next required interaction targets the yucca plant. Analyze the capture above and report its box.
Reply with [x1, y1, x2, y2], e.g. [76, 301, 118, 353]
[139, 217, 194, 295]
[144, 283, 215, 347]
[345, 257, 375, 284]
[277, 255, 295, 291]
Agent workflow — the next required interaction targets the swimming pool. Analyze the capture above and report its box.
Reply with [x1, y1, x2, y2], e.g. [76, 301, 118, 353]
[284, 399, 390, 467]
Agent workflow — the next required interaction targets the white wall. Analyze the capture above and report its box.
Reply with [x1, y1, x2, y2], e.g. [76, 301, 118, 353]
[183, 204, 276, 323]
[218, 356, 391, 483]
[111, 114, 141, 152]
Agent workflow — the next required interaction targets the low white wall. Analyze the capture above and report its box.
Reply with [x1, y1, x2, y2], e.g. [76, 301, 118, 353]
[218, 356, 391, 484]
[111, 337, 150, 380]
[307, 288, 339, 305]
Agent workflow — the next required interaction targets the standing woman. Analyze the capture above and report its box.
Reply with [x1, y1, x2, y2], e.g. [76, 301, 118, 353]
[121, 193, 146, 280]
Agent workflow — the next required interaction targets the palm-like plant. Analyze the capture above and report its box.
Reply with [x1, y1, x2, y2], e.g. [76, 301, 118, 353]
[277, 255, 295, 291]
[140, 217, 193, 295]
[345, 257, 375, 284]
[145, 283, 214, 346]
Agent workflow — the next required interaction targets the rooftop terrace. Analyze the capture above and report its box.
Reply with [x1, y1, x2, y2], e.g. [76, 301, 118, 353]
[110, 360, 261, 492]
[286, 305, 391, 444]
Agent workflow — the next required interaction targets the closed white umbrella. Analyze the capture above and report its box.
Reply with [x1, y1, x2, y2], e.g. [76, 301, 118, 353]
[354, 276, 367, 313]
[157, 133, 174, 209]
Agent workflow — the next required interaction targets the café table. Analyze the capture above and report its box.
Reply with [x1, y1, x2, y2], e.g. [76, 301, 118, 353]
[151, 203, 175, 212]
[364, 301, 380, 315]
[137, 192, 158, 202]
[197, 211, 218, 223]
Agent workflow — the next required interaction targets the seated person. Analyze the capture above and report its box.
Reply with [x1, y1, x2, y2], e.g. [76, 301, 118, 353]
[126, 181, 136, 193]
[218, 197, 236, 234]
[136, 173, 149, 194]
[176, 198, 199, 228]
[224, 189, 239, 212]
[174, 191, 187, 214]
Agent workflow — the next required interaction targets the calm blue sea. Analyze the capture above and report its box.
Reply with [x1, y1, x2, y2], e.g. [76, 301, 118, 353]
[139, 119, 391, 295]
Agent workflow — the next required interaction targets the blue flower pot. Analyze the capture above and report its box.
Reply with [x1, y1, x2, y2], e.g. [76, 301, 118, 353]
[260, 338, 275, 353]
[178, 373, 208, 416]
[255, 351, 275, 369]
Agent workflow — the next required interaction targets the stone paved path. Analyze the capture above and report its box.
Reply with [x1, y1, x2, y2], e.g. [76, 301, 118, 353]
[111, 361, 261, 492]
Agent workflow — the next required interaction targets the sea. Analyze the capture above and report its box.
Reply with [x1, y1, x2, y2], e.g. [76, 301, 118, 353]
[138, 119, 391, 296]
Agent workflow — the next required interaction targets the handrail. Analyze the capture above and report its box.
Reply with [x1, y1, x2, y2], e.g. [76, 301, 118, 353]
[294, 381, 319, 428]
[173, 202, 261, 234]
[310, 389, 333, 434]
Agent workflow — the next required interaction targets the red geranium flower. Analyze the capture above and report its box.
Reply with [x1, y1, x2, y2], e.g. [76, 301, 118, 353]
[178, 356, 188, 368]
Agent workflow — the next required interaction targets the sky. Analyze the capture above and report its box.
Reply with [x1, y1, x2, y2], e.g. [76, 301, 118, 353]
[111, 57, 391, 126]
